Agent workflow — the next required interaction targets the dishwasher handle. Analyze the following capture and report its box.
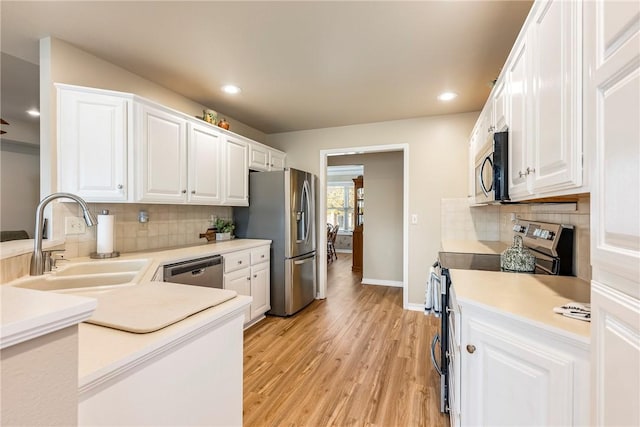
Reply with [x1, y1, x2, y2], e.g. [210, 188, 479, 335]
[164, 255, 222, 278]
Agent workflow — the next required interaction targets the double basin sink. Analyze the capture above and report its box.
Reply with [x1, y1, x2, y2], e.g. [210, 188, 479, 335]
[9, 258, 151, 296]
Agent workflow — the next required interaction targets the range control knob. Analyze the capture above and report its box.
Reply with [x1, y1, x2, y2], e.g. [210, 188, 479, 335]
[512, 224, 526, 233]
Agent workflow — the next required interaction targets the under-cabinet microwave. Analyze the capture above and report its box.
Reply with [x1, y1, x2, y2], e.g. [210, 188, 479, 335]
[474, 131, 509, 204]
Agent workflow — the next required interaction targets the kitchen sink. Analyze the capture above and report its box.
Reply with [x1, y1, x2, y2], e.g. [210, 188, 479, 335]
[55, 259, 150, 276]
[10, 272, 138, 292]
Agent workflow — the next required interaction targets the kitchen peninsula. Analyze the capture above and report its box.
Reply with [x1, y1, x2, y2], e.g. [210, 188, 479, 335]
[4, 238, 270, 426]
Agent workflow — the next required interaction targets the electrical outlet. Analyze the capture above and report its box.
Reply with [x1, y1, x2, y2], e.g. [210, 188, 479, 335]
[65, 216, 86, 235]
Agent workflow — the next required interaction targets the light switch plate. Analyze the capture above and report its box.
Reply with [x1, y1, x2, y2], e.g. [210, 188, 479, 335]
[411, 214, 418, 224]
[65, 216, 86, 235]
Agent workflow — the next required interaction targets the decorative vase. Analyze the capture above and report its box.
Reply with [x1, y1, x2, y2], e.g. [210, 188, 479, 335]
[216, 232, 231, 241]
[217, 118, 230, 130]
[500, 235, 536, 273]
[203, 109, 217, 124]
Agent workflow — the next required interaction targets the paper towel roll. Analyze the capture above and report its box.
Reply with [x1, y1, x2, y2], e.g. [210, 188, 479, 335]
[97, 211, 115, 254]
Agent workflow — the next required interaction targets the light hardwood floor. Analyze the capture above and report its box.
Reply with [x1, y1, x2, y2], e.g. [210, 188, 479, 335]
[243, 253, 447, 426]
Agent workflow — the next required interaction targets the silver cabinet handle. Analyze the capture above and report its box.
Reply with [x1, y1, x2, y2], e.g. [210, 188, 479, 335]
[246, 277, 250, 281]
[518, 171, 525, 178]
[526, 167, 536, 174]
[191, 190, 196, 194]
[466, 344, 476, 354]
[181, 189, 187, 194]
[238, 260, 242, 264]
[261, 254, 265, 258]
[253, 274, 257, 278]
[117, 184, 123, 189]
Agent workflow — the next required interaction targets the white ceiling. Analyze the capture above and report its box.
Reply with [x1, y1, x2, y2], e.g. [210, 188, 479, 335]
[0, 1, 532, 135]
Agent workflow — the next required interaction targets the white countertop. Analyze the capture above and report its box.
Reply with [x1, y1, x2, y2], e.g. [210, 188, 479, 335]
[0, 286, 96, 349]
[440, 239, 509, 255]
[449, 269, 591, 341]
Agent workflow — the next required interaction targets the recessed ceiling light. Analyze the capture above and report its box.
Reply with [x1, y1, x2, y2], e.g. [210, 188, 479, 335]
[437, 92, 458, 101]
[221, 84, 241, 95]
[27, 109, 40, 117]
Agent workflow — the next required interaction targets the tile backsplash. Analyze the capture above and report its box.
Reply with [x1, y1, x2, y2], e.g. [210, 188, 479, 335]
[54, 202, 232, 258]
[441, 196, 591, 282]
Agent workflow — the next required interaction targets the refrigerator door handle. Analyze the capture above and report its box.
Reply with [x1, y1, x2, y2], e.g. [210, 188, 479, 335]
[293, 253, 316, 265]
[296, 179, 312, 244]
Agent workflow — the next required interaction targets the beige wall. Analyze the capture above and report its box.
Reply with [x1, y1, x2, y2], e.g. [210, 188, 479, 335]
[268, 112, 478, 306]
[1, 142, 40, 236]
[1, 326, 79, 426]
[329, 152, 403, 284]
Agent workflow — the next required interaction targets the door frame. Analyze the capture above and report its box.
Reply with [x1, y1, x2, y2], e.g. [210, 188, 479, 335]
[318, 143, 409, 309]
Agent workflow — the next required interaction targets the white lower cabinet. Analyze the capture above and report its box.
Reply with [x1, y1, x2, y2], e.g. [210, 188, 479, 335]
[456, 303, 589, 426]
[223, 245, 270, 326]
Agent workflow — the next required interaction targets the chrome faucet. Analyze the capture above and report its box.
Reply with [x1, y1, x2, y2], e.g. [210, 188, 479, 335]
[30, 192, 97, 276]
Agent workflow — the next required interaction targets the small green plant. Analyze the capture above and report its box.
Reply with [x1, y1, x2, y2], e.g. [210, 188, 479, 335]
[213, 218, 235, 233]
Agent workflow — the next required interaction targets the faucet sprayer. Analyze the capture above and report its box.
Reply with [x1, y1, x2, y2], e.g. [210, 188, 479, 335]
[30, 192, 97, 276]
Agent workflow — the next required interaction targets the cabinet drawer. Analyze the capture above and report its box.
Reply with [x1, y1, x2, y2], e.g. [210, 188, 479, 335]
[224, 251, 251, 273]
[251, 246, 270, 265]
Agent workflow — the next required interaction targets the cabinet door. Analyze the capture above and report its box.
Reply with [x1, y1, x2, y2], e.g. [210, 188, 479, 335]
[506, 36, 531, 199]
[586, 1, 640, 425]
[462, 318, 575, 426]
[188, 122, 222, 204]
[248, 142, 269, 171]
[492, 77, 508, 132]
[269, 150, 286, 171]
[530, 0, 583, 193]
[136, 103, 187, 202]
[591, 282, 640, 426]
[223, 136, 248, 206]
[586, 0, 640, 295]
[58, 88, 129, 201]
[224, 268, 251, 323]
[250, 262, 270, 319]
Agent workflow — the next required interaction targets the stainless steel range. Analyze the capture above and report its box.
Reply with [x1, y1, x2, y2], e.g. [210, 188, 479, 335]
[428, 220, 576, 415]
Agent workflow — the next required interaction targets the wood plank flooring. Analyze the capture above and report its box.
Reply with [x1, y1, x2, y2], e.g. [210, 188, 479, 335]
[243, 254, 447, 426]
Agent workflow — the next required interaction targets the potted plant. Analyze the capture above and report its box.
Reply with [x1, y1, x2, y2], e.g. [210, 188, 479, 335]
[213, 218, 235, 241]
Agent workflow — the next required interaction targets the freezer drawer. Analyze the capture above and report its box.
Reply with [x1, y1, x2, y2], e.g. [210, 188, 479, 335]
[283, 252, 316, 315]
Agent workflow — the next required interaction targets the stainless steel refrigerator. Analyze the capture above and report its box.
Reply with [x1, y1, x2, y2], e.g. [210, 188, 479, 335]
[234, 168, 316, 316]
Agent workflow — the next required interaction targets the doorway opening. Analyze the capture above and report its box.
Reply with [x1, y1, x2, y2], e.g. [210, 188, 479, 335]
[318, 144, 409, 309]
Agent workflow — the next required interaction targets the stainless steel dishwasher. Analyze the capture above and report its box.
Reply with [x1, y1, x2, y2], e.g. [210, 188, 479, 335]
[163, 255, 223, 289]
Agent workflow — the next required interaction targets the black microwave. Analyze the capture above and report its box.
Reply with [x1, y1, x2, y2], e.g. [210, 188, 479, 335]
[474, 131, 509, 203]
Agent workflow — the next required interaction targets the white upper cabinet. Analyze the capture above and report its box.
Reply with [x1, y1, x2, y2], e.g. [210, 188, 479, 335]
[188, 122, 223, 204]
[223, 136, 249, 206]
[56, 85, 281, 206]
[492, 77, 509, 132]
[470, 0, 585, 201]
[248, 142, 270, 171]
[248, 141, 286, 171]
[57, 85, 130, 202]
[586, 0, 640, 294]
[269, 150, 286, 171]
[506, 35, 531, 199]
[135, 102, 188, 203]
[586, 1, 640, 424]
[528, 0, 583, 195]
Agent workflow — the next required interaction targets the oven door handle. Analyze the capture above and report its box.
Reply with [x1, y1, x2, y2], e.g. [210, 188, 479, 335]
[431, 334, 443, 375]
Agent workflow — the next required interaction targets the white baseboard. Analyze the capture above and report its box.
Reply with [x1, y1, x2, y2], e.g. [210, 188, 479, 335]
[335, 249, 352, 254]
[361, 278, 403, 288]
[405, 302, 425, 312]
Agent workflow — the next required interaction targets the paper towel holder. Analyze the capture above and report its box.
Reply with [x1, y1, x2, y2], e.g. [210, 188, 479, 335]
[90, 209, 120, 259]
